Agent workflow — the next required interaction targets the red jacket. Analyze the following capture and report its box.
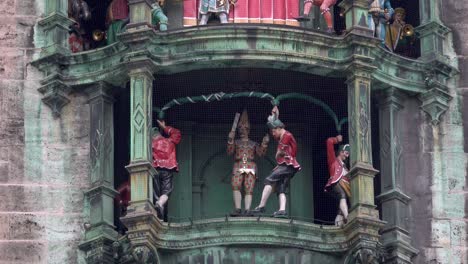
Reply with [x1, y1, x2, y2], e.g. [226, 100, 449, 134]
[152, 126, 181, 171]
[324, 137, 349, 190]
[276, 131, 301, 170]
[106, 0, 129, 24]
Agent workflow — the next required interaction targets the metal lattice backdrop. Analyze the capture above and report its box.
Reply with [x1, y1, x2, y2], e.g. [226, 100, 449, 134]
[151, 68, 350, 224]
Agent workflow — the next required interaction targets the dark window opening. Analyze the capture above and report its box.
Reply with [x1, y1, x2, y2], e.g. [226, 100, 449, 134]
[152, 68, 350, 224]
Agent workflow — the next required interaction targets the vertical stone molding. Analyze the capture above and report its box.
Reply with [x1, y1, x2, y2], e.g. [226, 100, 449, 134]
[376, 87, 418, 264]
[338, 0, 373, 36]
[127, 0, 156, 31]
[80, 82, 119, 264]
[126, 66, 156, 213]
[344, 63, 384, 264]
[346, 66, 379, 213]
[38, 0, 74, 58]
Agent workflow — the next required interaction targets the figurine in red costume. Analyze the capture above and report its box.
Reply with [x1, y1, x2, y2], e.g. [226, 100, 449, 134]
[295, 0, 336, 34]
[152, 120, 182, 219]
[324, 135, 351, 226]
[227, 110, 269, 216]
[252, 106, 301, 218]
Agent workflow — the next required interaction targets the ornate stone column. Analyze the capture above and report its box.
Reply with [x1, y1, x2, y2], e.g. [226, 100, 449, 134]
[126, 66, 156, 213]
[120, 64, 160, 261]
[376, 87, 418, 264]
[344, 62, 385, 262]
[32, 0, 75, 117]
[79, 82, 119, 264]
[416, 0, 451, 62]
[338, 0, 373, 36]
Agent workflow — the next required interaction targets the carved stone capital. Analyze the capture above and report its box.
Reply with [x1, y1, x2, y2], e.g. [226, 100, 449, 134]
[418, 87, 452, 125]
[132, 245, 157, 264]
[37, 79, 72, 117]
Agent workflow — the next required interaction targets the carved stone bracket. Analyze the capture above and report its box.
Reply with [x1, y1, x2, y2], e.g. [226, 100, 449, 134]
[38, 79, 72, 117]
[418, 87, 452, 125]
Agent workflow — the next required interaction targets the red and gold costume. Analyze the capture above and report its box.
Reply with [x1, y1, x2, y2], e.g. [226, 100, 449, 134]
[324, 136, 350, 194]
[228, 139, 267, 194]
[152, 126, 181, 171]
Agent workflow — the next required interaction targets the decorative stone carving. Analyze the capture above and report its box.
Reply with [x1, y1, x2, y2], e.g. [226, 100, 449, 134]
[132, 245, 156, 264]
[346, 247, 387, 264]
[418, 87, 451, 125]
[38, 80, 72, 117]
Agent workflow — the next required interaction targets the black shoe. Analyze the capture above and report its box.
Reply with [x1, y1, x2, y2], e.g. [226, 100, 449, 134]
[294, 16, 310, 22]
[251, 206, 266, 215]
[273, 210, 287, 218]
[155, 203, 164, 219]
[244, 209, 254, 216]
[230, 208, 242, 217]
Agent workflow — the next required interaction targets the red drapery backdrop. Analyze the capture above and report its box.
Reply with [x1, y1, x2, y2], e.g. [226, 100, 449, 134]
[184, 0, 299, 26]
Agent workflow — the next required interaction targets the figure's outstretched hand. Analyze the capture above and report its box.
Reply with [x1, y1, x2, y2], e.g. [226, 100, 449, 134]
[336, 135, 343, 142]
[157, 120, 166, 130]
[272, 106, 279, 116]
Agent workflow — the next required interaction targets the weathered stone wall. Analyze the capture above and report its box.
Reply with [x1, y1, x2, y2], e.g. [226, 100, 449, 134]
[402, 1, 468, 263]
[0, 0, 91, 263]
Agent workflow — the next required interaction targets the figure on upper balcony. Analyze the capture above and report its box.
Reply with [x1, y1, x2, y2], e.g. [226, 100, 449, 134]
[252, 106, 301, 218]
[295, 0, 337, 34]
[68, 0, 91, 52]
[325, 135, 351, 227]
[152, 120, 182, 220]
[385, 7, 416, 57]
[227, 110, 269, 217]
[368, 0, 394, 43]
[106, 0, 129, 45]
[151, 0, 168, 31]
[198, 0, 234, 25]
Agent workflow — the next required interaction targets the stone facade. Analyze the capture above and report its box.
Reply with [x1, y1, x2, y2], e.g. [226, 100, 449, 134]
[0, 0, 466, 264]
[0, 0, 90, 263]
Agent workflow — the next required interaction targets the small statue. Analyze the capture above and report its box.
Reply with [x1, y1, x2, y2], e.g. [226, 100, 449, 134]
[368, 0, 394, 43]
[252, 106, 301, 218]
[227, 110, 269, 216]
[68, 0, 91, 52]
[324, 135, 351, 227]
[106, 0, 129, 45]
[152, 120, 182, 220]
[151, 0, 168, 31]
[198, 0, 231, 25]
[385, 7, 415, 56]
[295, 0, 337, 34]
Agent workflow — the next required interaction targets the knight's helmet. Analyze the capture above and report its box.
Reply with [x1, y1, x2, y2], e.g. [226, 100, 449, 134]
[237, 109, 250, 135]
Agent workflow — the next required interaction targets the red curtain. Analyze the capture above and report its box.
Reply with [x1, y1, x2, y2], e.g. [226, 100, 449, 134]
[183, 0, 299, 26]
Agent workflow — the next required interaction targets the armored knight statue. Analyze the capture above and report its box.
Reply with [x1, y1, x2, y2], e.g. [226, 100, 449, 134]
[151, 0, 169, 31]
[227, 110, 269, 216]
[295, 0, 336, 34]
[385, 7, 415, 56]
[368, 0, 394, 43]
[152, 120, 182, 220]
[106, 0, 129, 45]
[325, 135, 351, 226]
[198, 0, 232, 25]
[252, 106, 301, 218]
